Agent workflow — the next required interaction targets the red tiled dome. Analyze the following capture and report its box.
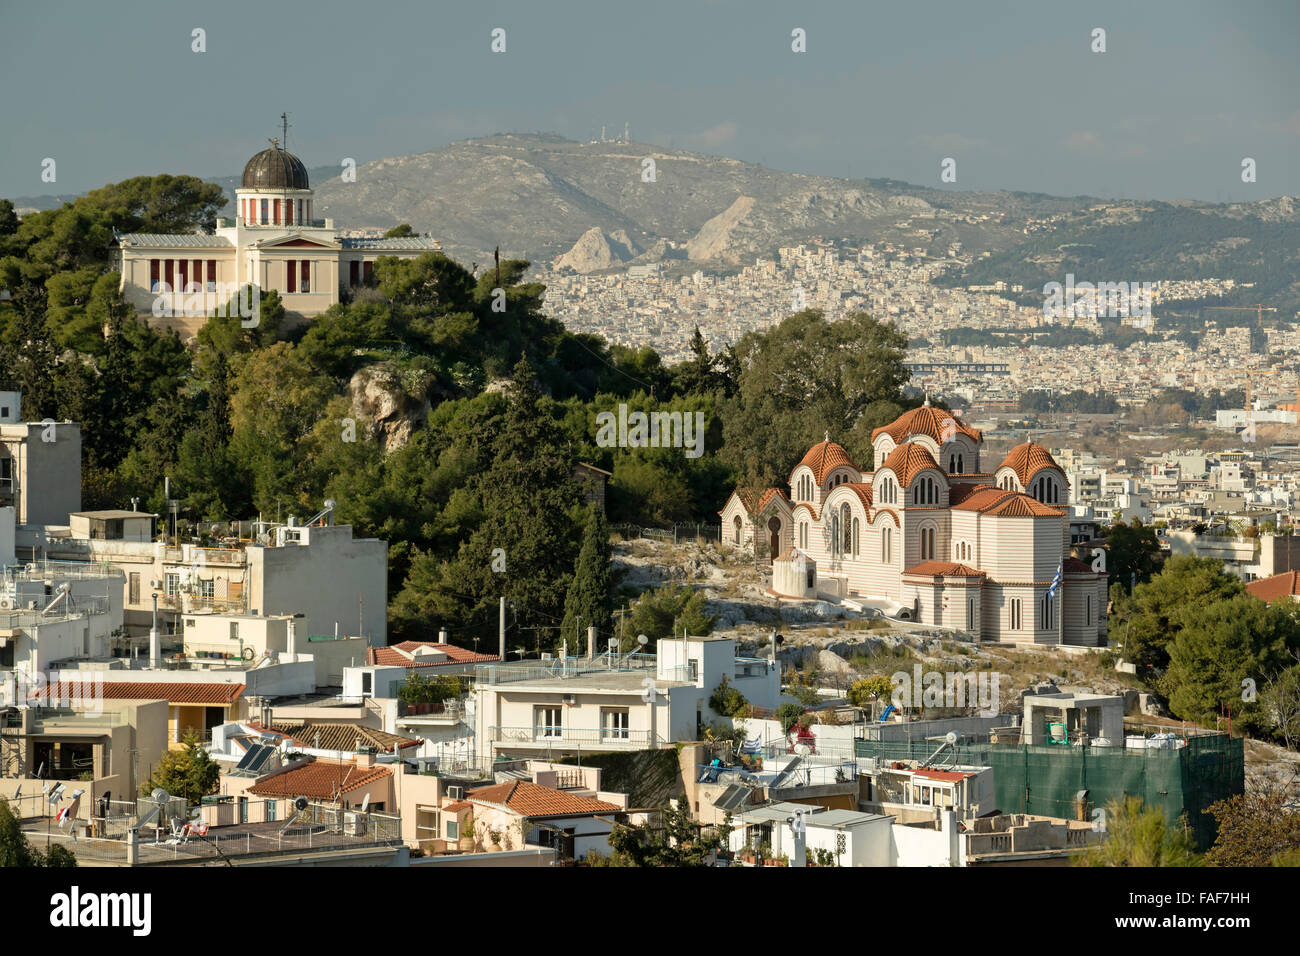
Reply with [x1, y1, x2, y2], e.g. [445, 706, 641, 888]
[879, 443, 942, 487]
[793, 439, 858, 484]
[997, 441, 1063, 486]
[872, 404, 981, 445]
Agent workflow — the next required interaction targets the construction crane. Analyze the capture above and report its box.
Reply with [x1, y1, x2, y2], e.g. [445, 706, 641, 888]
[1244, 368, 1277, 412]
[1206, 304, 1279, 328]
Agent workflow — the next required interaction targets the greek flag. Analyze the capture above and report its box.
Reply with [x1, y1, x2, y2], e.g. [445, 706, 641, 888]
[1047, 562, 1063, 600]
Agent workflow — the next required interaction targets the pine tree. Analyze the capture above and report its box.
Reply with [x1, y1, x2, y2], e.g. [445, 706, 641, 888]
[560, 504, 613, 652]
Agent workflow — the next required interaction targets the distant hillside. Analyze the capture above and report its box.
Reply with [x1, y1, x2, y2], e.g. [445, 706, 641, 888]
[9, 133, 1298, 315]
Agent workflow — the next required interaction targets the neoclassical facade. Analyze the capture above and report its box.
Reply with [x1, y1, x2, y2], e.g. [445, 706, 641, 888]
[719, 403, 1107, 645]
[114, 140, 442, 336]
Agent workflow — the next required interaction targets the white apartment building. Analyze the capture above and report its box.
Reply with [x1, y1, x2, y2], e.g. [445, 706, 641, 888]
[474, 636, 780, 760]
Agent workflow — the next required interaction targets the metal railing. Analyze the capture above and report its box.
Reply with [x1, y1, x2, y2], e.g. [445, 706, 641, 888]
[489, 725, 657, 748]
[475, 653, 671, 686]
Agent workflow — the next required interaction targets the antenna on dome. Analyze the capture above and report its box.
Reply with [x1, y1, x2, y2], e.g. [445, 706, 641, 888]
[280, 112, 292, 148]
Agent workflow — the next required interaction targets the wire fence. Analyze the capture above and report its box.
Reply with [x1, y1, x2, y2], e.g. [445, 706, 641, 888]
[611, 523, 722, 545]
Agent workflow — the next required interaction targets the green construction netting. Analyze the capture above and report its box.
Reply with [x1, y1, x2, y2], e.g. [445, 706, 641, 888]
[854, 734, 1243, 851]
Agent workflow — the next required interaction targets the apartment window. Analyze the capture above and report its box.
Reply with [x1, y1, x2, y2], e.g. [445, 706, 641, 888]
[601, 708, 630, 741]
[129, 572, 140, 605]
[164, 572, 180, 595]
[266, 800, 277, 822]
[446, 818, 459, 840]
[229, 621, 239, 640]
[536, 706, 562, 739]
[361, 672, 373, 697]
[918, 785, 932, 805]
[687, 659, 699, 681]
[197, 579, 214, 598]
[1010, 598, 1022, 631]
[238, 797, 249, 824]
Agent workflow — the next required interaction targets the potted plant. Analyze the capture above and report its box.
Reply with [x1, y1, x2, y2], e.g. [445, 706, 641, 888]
[457, 811, 476, 852]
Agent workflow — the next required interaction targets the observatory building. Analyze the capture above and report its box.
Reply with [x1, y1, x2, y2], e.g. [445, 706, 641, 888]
[113, 137, 442, 336]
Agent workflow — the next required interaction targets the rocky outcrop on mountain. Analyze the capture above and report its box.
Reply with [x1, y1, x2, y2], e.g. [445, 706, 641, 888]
[553, 226, 642, 272]
[346, 363, 429, 453]
[687, 195, 755, 261]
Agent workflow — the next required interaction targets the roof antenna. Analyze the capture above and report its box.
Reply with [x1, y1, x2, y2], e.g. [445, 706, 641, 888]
[280, 112, 291, 148]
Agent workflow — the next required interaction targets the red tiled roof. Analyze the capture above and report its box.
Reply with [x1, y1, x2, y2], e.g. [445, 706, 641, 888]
[879, 443, 942, 487]
[793, 440, 858, 484]
[902, 561, 986, 578]
[248, 759, 391, 798]
[728, 486, 791, 517]
[872, 404, 981, 445]
[249, 721, 422, 753]
[950, 487, 1062, 517]
[834, 482, 874, 510]
[1247, 571, 1300, 602]
[466, 780, 621, 817]
[947, 481, 995, 506]
[1063, 557, 1103, 575]
[997, 441, 1064, 486]
[367, 642, 499, 668]
[441, 801, 472, 814]
[37, 681, 245, 704]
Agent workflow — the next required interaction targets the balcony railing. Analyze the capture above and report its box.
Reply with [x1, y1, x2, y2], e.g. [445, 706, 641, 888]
[488, 725, 656, 748]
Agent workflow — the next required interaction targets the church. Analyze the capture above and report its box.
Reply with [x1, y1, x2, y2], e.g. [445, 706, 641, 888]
[719, 403, 1108, 645]
[114, 138, 442, 336]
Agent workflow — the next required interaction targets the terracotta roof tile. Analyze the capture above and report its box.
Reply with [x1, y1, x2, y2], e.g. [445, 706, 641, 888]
[1247, 571, 1300, 602]
[879, 443, 942, 487]
[37, 681, 245, 704]
[792, 440, 858, 484]
[466, 780, 621, 817]
[949, 487, 1062, 517]
[254, 721, 422, 753]
[997, 441, 1064, 486]
[248, 759, 391, 798]
[871, 405, 981, 445]
[902, 561, 986, 578]
[367, 642, 499, 668]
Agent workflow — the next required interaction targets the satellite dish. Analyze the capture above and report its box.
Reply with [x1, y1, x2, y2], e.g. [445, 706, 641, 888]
[945, 731, 958, 745]
[294, 796, 309, 811]
[151, 788, 170, 803]
[360, 793, 371, 813]
[324, 499, 337, 511]
[637, 634, 648, 647]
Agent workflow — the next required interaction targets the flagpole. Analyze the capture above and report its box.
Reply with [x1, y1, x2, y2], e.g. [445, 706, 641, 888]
[1057, 563, 1064, 646]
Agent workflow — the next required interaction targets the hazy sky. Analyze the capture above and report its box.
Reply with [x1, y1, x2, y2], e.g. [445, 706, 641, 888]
[2, 0, 1297, 201]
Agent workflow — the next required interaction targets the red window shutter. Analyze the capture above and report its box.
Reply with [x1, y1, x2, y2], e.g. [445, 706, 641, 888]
[178, 260, 188, 290]
[274, 199, 281, 224]
[286, 199, 293, 226]
[301, 260, 310, 289]
[207, 259, 217, 283]
[150, 259, 160, 288]
[363, 260, 373, 282]
[192, 260, 202, 289]
[164, 260, 174, 290]
[287, 259, 297, 293]
[349, 261, 360, 286]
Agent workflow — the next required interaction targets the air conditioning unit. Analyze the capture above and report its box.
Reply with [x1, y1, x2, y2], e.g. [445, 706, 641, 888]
[0, 598, 13, 610]
[445, 785, 464, 801]
[561, 694, 576, 706]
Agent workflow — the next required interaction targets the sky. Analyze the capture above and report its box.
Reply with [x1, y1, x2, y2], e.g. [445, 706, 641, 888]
[1, 0, 1297, 202]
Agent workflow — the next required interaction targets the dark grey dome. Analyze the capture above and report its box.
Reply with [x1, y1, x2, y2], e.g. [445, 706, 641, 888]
[241, 145, 309, 189]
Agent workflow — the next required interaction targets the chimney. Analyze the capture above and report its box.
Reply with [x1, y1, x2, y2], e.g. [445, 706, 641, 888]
[587, 625, 597, 661]
[438, 628, 448, 645]
[149, 593, 160, 667]
[287, 617, 297, 656]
